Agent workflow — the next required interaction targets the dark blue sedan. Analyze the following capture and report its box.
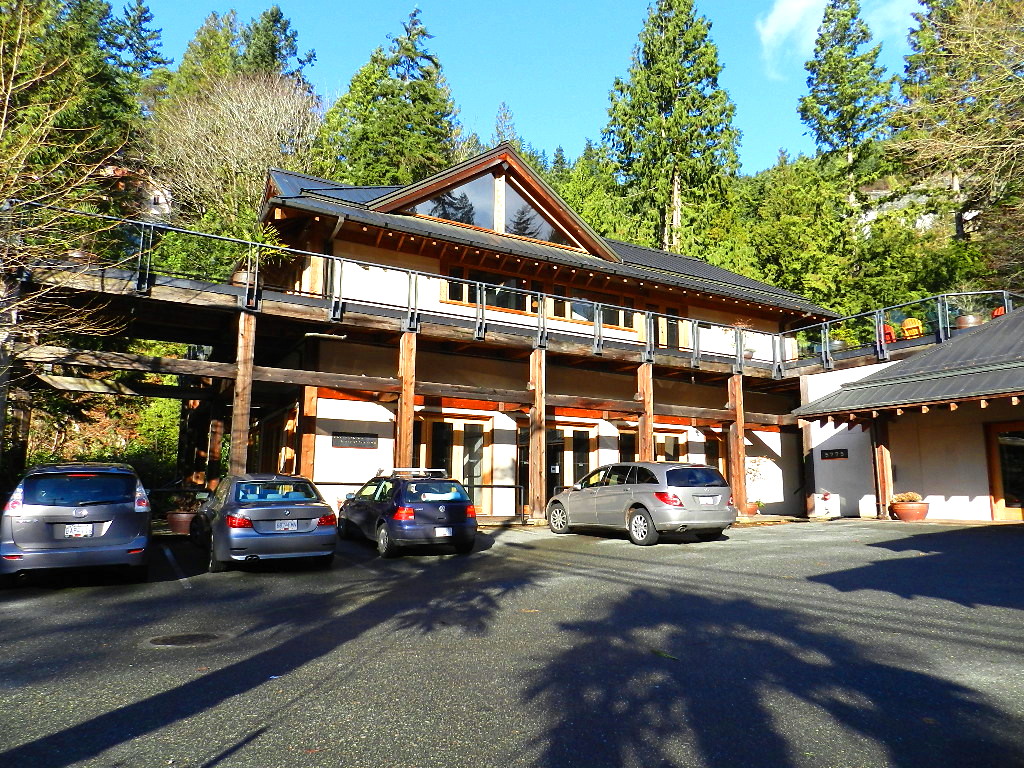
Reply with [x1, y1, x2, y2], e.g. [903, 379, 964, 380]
[339, 470, 476, 557]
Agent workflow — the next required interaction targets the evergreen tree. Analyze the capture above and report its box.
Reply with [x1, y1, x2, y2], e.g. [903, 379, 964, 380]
[558, 140, 630, 240]
[168, 11, 241, 98]
[604, 0, 739, 253]
[313, 10, 459, 185]
[112, 0, 170, 81]
[239, 4, 315, 82]
[798, 0, 892, 178]
[548, 146, 571, 192]
[488, 101, 548, 173]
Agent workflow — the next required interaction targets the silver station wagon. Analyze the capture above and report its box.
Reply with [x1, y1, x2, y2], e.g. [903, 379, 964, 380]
[546, 462, 737, 545]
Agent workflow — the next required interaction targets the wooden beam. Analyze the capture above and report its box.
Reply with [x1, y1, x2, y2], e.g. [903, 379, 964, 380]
[299, 385, 317, 479]
[638, 362, 654, 461]
[727, 374, 749, 515]
[15, 343, 237, 379]
[871, 415, 894, 519]
[529, 347, 546, 518]
[229, 311, 256, 475]
[395, 331, 417, 468]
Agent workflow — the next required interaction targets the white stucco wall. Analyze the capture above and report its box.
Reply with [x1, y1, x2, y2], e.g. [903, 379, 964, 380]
[312, 398, 395, 511]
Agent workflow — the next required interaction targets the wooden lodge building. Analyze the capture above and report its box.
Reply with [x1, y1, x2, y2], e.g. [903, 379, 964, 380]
[239, 143, 836, 516]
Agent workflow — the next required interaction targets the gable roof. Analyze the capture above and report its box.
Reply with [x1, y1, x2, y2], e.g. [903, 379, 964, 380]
[794, 309, 1024, 416]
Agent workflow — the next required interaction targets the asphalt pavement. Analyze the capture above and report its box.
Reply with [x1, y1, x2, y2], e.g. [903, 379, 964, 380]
[1, 519, 1022, 768]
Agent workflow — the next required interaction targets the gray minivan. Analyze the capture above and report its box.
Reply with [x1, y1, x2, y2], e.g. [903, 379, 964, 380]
[1, 463, 151, 584]
[546, 462, 736, 545]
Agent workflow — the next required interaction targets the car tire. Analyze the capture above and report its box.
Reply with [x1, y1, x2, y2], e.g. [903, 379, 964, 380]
[207, 535, 228, 573]
[189, 516, 204, 548]
[695, 528, 725, 542]
[376, 525, 399, 558]
[338, 516, 356, 540]
[454, 538, 475, 555]
[548, 504, 571, 534]
[627, 508, 659, 546]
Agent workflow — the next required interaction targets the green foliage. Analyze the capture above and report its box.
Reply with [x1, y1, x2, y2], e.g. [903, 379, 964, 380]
[167, 11, 241, 98]
[604, 0, 739, 253]
[558, 141, 630, 240]
[312, 10, 459, 185]
[798, 0, 893, 172]
[239, 4, 315, 82]
[489, 101, 549, 175]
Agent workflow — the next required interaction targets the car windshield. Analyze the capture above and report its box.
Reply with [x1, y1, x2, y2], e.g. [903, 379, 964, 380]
[401, 481, 470, 503]
[235, 481, 320, 503]
[665, 467, 728, 488]
[23, 472, 135, 506]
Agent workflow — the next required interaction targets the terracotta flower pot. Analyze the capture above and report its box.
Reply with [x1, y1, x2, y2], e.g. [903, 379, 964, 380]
[166, 511, 197, 536]
[889, 501, 929, 521]
[741, 501, 760, 516]
[956, 314, 982, 329]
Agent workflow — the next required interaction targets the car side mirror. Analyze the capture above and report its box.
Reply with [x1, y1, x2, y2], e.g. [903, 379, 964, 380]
[572, 483, 582, 491]
[345, 493, 355, 500]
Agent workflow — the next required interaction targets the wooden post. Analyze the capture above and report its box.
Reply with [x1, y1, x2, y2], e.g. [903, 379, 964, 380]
[298, 385, 317, 479]
[207, 405, 225, 488]
[229, 310, 256, 475]
[871, 415, 894, 519]
[727, 374, 750, 515]
[187, 401, 211, 486]
[395, 331, 416, 468]
[638, 362, 655, 461]
[7, 391, 30, 478]
[529, 347, 546, 518]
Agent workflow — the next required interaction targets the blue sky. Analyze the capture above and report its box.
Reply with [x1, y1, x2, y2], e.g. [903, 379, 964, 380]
[144, 0, 921, 174]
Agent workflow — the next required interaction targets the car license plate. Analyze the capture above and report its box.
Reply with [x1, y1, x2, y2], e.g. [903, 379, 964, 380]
[697, 496, 718, 505]
[434, 527, 453, 537]
[65, 523, 93, 538]
[275, 519, 298, 532]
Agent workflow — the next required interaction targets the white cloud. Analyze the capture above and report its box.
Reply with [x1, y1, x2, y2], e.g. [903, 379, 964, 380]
[755, 0, 919, 80]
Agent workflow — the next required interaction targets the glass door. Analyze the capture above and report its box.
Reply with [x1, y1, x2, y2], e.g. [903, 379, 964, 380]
[987, 421, 1024, 521]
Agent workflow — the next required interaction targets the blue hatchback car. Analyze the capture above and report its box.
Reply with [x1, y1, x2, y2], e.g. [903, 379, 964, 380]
[339, 470, 477, 557]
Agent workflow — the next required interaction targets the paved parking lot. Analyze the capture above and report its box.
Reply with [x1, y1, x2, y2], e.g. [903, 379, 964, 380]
[1, 519, 1023, 768]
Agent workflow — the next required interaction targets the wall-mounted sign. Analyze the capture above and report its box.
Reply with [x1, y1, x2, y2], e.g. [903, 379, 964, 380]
[821, 449, 849, 460]
[332, 432, 378, 449]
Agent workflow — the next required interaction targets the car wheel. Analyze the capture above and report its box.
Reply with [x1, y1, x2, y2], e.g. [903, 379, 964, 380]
[627, 508, 659, 546]
[207, 535, 228, 573]
[548, 504, 571, 534]
[338, 516, 356, 540]
[189, 516, 204, 547]
[125, 564, 148, 583]
[454, 538, 475, 555]
[695, 528, 725, 542]
[376, 525, 399, 558]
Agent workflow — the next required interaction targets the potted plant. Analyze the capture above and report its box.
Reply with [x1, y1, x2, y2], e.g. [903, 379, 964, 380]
[888, 491, 929, 521]
[950, 291, 987, 329]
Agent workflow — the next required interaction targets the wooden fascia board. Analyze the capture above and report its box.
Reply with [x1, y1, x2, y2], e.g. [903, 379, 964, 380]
[799, 390, 1024, 421]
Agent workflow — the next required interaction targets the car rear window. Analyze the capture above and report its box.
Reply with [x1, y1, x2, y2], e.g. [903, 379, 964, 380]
[401, 481, 470, 503]
[665, 467, 728, 488]
[235, 481, 320, 503]
[23, 472, 136, 506]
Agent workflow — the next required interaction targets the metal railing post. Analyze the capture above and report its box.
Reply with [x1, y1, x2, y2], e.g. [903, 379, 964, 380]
[592, 303, 604, 355]
[733, 326, 744, 373]
[874, 310, 889, 361]
[690, 319, 700, 369]
[536, 292, 548, 349]
[821, 323, 833, 370]
[643, 312, 655, 363]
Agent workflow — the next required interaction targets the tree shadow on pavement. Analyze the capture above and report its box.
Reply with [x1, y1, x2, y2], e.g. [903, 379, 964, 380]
[809, 525, 1024, 609]
[524, 587, 1024, 768]
[0, 528, 534, 768]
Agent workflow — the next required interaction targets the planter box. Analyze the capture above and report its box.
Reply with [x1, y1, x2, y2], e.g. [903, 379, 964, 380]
[166, 511, 197, 536]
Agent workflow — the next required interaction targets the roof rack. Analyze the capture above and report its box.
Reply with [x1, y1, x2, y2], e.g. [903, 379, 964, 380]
[381, 468, 448, 478]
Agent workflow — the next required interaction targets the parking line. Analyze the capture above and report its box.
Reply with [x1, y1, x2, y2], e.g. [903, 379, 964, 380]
[161, 544, 192, 589]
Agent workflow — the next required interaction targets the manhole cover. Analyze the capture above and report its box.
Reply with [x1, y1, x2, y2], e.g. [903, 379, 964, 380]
[147, 633, 226, 648]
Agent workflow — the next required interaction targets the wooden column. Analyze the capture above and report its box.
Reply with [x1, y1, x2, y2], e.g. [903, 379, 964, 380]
[229, 310, 256, 475]
[394, 331, 416, 468]
[871, 415, 894, 519]
[638, 362, 655, 461]
[206, 405, 225, 489]
[727, 374, 750, 515]
[298, 385, 317, 479]
[8, 391, 30, 478]
[528, 347, 546, 518]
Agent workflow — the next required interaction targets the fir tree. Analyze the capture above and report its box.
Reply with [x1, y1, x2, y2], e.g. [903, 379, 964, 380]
[604, 0, 739, 253]
[240, 5, 315, 82]
[313, 10, 459, 185]
[488, 101, 548, 173]
[558, 140, 630, 240]
[112, 0, 170, 81]
[798, 0, 893, 176]
[168, 11, 242, 98]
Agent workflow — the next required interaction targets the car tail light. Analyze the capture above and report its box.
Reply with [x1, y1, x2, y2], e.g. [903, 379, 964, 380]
[3, 484, 23, 513]
[728, 494, 734, 507]
[393, 506, 415, 521]
[654, 492, 684, 507]
[135, 481, 150, 512]
[225, 514, 253, 528]
[465, 504, 477, 518]
[3, 554, 23, 560]
[317, 513, 337, 527]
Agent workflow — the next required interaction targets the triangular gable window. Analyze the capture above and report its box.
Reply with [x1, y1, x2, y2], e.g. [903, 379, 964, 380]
[406, 172, 579, 249]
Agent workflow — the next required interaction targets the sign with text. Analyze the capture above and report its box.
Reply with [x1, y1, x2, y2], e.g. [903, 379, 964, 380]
[332, 432, 378, 449]
[821, 449, 849, 460]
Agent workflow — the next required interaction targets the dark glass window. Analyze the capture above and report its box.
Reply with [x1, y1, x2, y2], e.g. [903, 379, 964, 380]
[401, 480, 470, 503]
[572, 430, 590, 483]
[23, 472, 135, 506]
[605, 465, 632, 486]
[579, 467, 607, 489]
[665, 467, 728, 488]
[634, 467, 659, 485]
[619, 432, 637, 463]
[664, 435, 681, 462]
[998, 430, 1024, 508]
[505, 184, 569, 245]
[412, 175, 493, 228]
[463, 423, 485, 502]
[235, 480, 319, 502]
[430, 422, 454, 476]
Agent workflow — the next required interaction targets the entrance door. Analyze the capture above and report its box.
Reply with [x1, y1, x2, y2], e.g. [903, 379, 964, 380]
[987, 421, 1024, 521]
